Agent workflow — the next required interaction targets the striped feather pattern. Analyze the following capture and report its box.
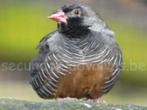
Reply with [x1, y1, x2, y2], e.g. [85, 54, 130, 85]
[30, 30, 122, 99]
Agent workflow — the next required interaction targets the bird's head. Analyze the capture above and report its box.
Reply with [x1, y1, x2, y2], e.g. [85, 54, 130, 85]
[48, 4, 98, 37]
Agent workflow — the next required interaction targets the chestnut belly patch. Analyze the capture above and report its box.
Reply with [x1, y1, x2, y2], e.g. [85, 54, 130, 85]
[55, 64, 113, 99]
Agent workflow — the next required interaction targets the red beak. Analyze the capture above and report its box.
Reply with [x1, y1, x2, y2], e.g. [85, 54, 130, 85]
[48, 10, 67, 24]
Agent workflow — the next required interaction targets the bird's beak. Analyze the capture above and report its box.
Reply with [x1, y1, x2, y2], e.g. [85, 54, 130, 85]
[48, 10, 67, 24]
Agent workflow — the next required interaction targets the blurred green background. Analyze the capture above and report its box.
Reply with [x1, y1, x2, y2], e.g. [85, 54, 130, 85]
[0, 0, 147, 106]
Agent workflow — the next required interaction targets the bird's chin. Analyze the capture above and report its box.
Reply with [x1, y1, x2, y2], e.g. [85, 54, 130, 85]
[58, 22, 67, 25]
[57, 22, 69, 33]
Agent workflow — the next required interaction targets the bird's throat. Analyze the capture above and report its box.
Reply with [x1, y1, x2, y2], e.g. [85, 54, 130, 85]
[58, 23, 90, 38]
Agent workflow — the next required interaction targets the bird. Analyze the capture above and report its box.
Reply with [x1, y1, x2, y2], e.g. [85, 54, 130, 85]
[30, 4, 122, 100]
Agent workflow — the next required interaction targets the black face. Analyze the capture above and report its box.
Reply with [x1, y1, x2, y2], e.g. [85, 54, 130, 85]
[59, 4, 92, 36]
[49, 4, 96, 37]
[61, 5, 84, 26]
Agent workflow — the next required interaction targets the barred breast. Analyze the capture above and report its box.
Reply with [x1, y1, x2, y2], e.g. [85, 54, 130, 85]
[30, 30, 122, 99]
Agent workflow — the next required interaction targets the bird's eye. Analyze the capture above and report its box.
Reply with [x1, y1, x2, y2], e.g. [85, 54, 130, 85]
[74, 9, 81, 16]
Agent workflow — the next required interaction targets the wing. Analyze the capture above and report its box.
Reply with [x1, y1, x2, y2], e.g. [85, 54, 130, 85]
[37, 31, 56, 54]
[102, 45, 122, 94]
[30, 31, 55, 77]
[99, 29, 123, 94]
[30, 31, 63, 98]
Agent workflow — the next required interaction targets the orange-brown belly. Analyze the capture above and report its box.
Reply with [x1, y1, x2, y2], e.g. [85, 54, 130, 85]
[55, 64, 113, 99]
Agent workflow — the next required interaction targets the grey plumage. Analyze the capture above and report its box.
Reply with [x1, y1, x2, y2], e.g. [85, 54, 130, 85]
[30, 4, 122, 99]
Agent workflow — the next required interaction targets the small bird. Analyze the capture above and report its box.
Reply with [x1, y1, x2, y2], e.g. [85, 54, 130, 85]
[30, 4, 122, 100]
